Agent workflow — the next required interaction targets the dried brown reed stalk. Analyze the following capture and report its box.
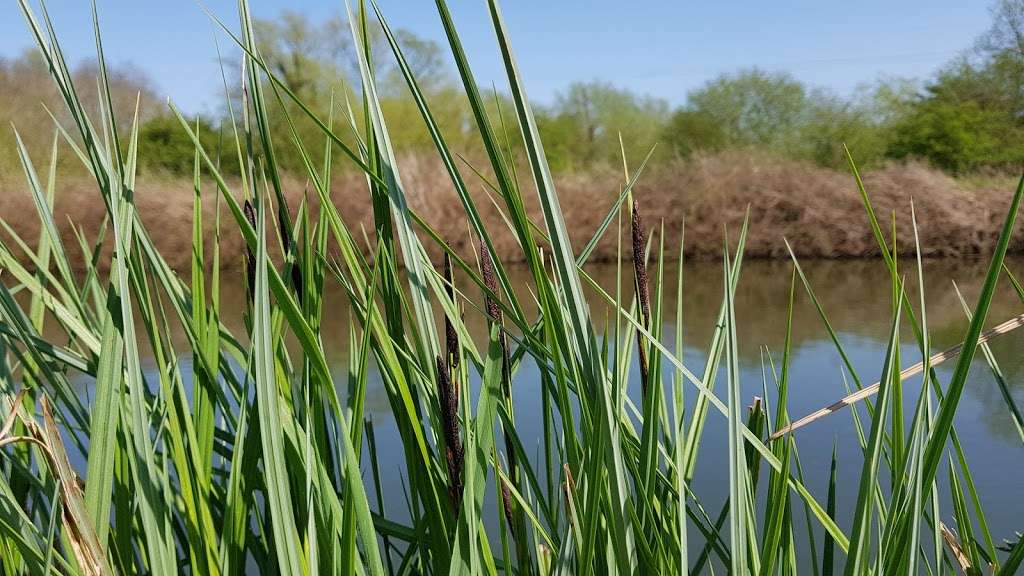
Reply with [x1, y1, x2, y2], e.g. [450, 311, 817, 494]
[771, 312, 1024, 439]
[940, 523, 974, 574]
[0, 392, 110, 575]
[562, 463, 577, 518]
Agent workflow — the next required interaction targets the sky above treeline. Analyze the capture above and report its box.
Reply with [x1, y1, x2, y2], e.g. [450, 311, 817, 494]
[0, 1, 995, 116]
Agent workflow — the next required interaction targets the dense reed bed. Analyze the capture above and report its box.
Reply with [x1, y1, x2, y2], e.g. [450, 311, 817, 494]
[0, 1, 1022, 575]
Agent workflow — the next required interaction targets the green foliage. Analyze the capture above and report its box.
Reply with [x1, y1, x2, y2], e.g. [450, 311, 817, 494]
[138, 115, 239, 175]
[536, 80, 670, 170]
[883, 1, 1024, 173]
[9, 4, 1024, 178]
[663, 70, 902, 169]
[888, 95, 1024, 173]
[799, 83, 909, 170]
[662, 109, 728, 158]
[687, 69, 810, 149]
[1, 1, 1023, 574]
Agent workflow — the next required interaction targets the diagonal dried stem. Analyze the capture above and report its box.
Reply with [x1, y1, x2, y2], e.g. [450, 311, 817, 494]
[941, 522, 973, 574]
[771, 313, 1024, 439]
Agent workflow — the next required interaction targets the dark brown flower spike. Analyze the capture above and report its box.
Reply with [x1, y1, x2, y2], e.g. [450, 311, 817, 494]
[243, 199, 257, 306]
[480, 240, 502, 325]
[498, 460, 516, 536]
[435, 355, 463, 511]
[479, 240, 522, 526]
[443, 252, 461, 384]
[631, 198, 652, 400]
[281, 201, 303, 305]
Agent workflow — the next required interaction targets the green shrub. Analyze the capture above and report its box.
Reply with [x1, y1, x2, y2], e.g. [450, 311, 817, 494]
[138, 115, 240, 175]
[888, 97, 1024, 173]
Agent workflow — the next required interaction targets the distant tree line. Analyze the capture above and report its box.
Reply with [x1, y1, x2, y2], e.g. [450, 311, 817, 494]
[3, 1, 1024, 179]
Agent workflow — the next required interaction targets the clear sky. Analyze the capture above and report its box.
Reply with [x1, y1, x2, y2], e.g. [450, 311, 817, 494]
[0, 1, 996, 116]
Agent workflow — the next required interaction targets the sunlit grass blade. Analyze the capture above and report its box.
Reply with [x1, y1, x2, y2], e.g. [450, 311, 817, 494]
[844, 281, 904, 576]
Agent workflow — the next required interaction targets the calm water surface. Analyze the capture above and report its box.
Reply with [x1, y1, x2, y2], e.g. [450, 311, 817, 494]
[74, 258, 1024, 569]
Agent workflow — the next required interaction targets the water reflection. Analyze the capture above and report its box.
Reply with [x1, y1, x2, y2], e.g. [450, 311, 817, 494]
[192, 257, 1024, 435]
[53, 256, 1024, 568]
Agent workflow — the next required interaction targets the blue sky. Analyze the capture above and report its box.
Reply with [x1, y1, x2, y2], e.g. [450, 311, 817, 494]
[0, 1, 995, 116]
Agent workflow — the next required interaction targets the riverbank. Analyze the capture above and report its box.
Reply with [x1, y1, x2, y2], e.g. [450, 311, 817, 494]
[1, 151, 1020, 272]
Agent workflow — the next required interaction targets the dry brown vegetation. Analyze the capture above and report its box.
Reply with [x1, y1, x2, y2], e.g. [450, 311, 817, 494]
[1, 151, 1020, 272]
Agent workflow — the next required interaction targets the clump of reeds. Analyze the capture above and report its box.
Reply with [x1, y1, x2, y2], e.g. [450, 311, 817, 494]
[4, 0, 1024, 575]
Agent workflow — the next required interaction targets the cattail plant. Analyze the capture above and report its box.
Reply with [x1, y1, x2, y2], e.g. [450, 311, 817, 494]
[437, 251, 464, 511]
[243, 198, 257, 306]
[480, 241, 512, 414]
[498, 459, 516, 537]
[435, 355, 463, 511]
[631, 198, 652, 400]
[6, 0, 1024, 573]
[281, 200, 304, 305]
[443, 252, 461, 384]
[480, 240, 527, 552]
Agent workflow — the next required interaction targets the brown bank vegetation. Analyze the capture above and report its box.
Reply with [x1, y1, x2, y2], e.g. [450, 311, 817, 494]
[1, 151, 1020, 272]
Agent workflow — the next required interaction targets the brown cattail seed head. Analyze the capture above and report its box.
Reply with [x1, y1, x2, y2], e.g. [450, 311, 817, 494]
[631, 199, 652, 400]
[443, 252, 461, 380]
[479, 239, 519, 523]
[631, 199, 651, 326]
[435, 355, 463, 511]
[290, 261, 304, 306]
[480, 241, 501, 325]
[243, 199, 257, 305]
[500, 469, 515, 534]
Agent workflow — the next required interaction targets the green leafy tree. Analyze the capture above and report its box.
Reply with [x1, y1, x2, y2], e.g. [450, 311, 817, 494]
[684, 69, 810, 150]
[662, 109, 727, 158]
[538, 81, 669, 170]
[250, 11, 458, 173]
[889, 95, 1024, 173]
[886, 0, 1024, 172]
[800, 79, 916, 169]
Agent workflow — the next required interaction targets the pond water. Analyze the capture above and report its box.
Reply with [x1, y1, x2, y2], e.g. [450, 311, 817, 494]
[71, 257, 1024, 569]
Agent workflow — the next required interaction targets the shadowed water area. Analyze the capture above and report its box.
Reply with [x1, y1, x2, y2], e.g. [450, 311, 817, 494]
[53, 257, 1024, 571]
